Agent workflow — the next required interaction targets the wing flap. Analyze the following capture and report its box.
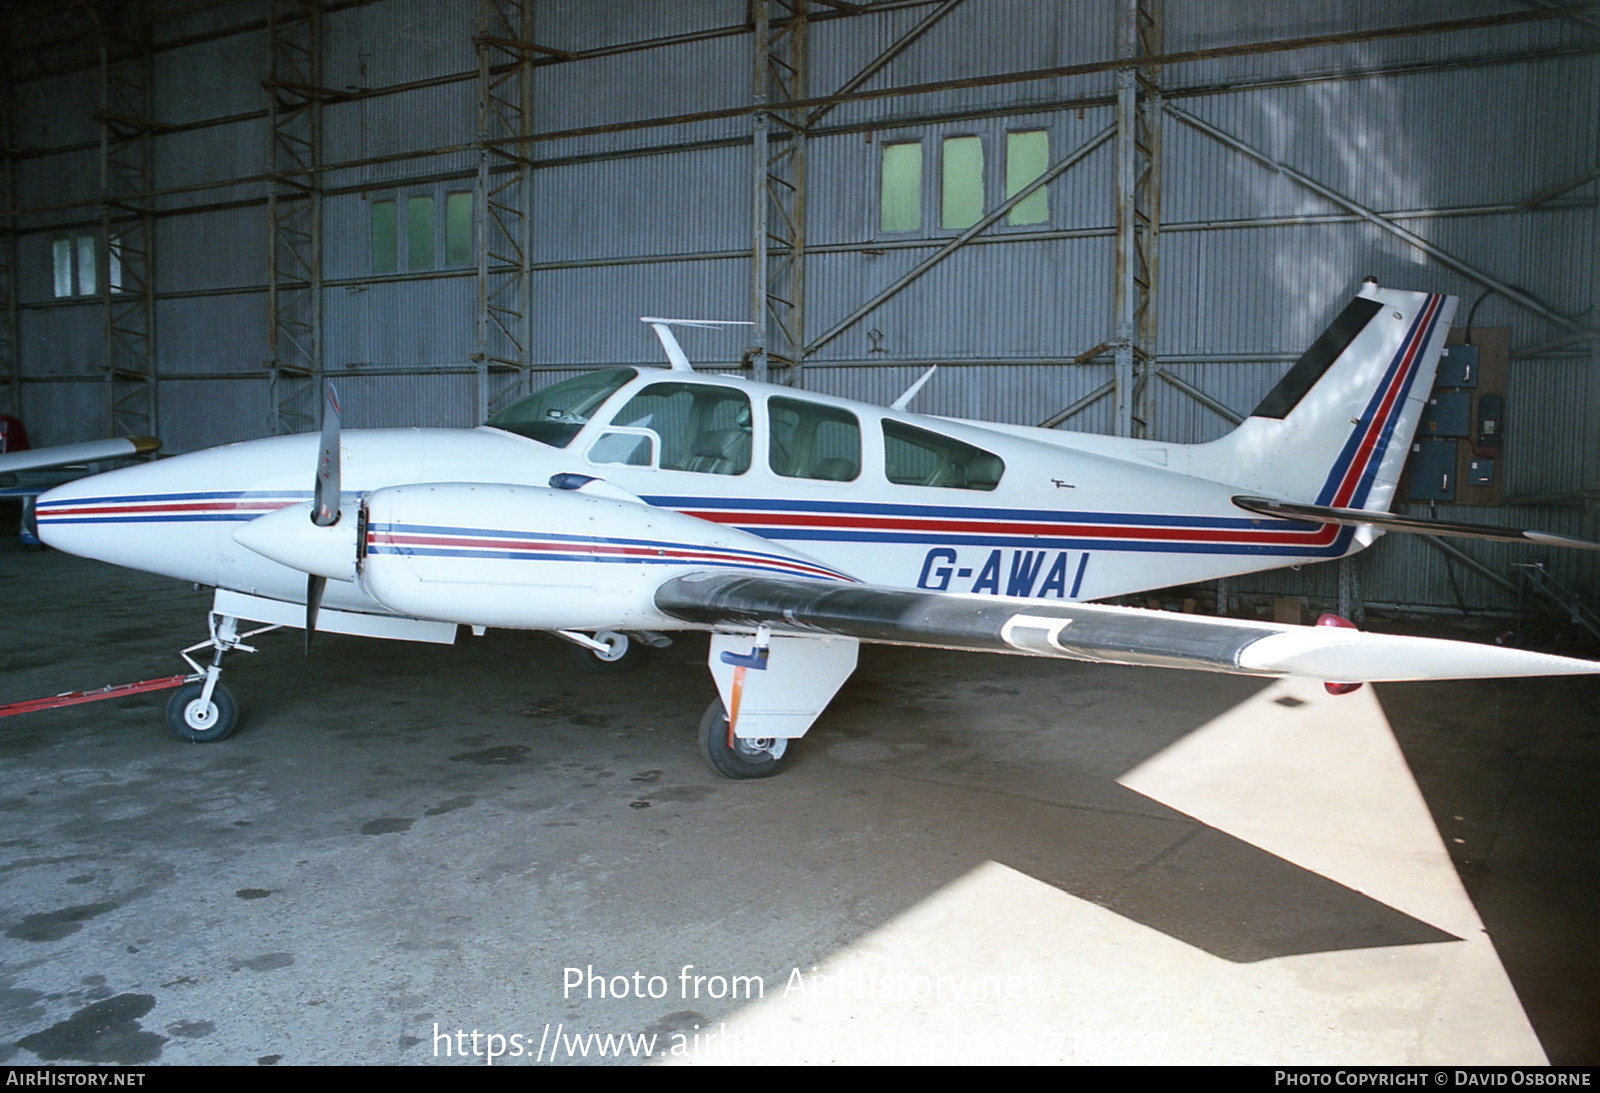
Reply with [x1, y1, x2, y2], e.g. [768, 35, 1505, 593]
[656, 572, 1600, 682]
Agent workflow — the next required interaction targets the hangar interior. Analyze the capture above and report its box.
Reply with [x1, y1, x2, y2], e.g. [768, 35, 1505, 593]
[2, 0, 1598, 623]
[2, 0, 1600, 1069]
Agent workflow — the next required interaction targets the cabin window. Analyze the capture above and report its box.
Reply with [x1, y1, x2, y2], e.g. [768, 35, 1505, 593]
[883, 420, 1004, 490]
[769, 397, 860, 482]
[588, 427, 657, 468]
[485, 368, 637, 447]
[603, 383, 751, 476]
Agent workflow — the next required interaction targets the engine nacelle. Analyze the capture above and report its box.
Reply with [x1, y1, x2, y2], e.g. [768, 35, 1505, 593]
[358, 482, 848, 630]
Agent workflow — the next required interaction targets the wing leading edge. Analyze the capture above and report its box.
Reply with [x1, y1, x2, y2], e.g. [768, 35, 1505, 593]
[656, 572, 1600, 683]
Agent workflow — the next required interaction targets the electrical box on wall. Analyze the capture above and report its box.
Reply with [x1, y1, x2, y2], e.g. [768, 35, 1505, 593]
[1420, 390, 1471, 437]
[1409, 440, 1458, 501]
[1403, 328, 1506, 506]
[1436, 342, 1478, 388]
[1476, 393, 1504, 456]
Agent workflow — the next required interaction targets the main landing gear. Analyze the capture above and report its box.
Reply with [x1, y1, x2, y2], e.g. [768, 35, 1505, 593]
[697, 697, 791, 780]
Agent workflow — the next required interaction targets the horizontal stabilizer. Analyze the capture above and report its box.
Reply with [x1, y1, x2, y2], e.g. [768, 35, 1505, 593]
[1232, 495, 1600, 551]
[656, 572, 1600, 683]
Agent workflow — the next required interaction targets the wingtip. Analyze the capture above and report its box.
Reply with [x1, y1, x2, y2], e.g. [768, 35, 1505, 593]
[1237, 627, 1600, 682]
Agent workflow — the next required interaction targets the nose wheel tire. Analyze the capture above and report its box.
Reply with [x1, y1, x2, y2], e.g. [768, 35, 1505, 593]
[165, 682, 239, 743]
[697, 697, 792, 779]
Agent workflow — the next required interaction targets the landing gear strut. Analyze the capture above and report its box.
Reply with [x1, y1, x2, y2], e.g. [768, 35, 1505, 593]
[168, 614, 272, 743]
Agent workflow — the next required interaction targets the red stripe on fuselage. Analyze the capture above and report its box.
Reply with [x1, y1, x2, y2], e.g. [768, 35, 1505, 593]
[366, 531, 841, 579]
[676, 509, 1344, 547]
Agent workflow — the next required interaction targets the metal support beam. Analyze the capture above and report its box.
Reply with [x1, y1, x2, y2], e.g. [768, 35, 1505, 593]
[0, 73, 18, 420]
[753, 0, 965, 384]
[1154, 367, 1244, 425]
[264, 0, 325, 436]
[474, 0, 536, 421]
[803, 0, 965, 128]
[1037, 380, 1115, 429]
[473, 6, 1600, 155]
[1336, 557, 1364, 624]
[1519, 162, 1600, 210]
[96, 0, 158, 440]
[11, 18, 1599, 221]
[751, 0, 810, 386]
[1170, 104, 1600, 343]
[807, 126, 1113, 355]
[1111, 0, 1161, 440]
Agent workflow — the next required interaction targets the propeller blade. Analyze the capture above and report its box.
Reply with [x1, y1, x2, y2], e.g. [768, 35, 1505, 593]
[308, 380, 340, 650]
[305, 574, 326, 654]
[312, 381, 341, 527]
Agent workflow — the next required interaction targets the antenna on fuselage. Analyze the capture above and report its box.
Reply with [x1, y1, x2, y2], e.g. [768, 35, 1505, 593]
[640, 317, 753, 372]
[890, 365, 939, 410]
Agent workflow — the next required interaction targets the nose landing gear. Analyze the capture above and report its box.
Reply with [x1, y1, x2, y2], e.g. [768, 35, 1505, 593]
[168, 613, 275, 743]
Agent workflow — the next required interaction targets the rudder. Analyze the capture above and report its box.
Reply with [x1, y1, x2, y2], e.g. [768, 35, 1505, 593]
[1181, 282, 1457, 515]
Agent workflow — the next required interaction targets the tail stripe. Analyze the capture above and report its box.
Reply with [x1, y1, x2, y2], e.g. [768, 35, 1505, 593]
[1315, 293, 1445, 509]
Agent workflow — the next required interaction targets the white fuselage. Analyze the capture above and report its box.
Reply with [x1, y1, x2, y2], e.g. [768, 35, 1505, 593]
[35, 367, 1365, 627]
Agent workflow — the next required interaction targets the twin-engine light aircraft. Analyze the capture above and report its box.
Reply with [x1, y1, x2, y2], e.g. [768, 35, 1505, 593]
[35, 282, 1600, 777]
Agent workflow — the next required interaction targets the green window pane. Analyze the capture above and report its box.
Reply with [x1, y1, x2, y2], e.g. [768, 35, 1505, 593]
[1006, 130, 1050, 226]
[406, 195, 435, 270]
[940, 136, 983, 230]
[370, 200, 397, 274]
[52, 239, 72, 297]
[445, 191, 473, 267]
[75, 234, 96, 296]
[880, 141, 921, 233]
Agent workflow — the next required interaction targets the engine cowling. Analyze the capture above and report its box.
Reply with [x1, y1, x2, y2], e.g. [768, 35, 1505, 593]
[357, 482, 849, 630]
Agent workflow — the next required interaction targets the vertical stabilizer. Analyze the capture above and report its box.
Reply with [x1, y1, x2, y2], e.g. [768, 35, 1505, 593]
[1182, 283, 1456, 515]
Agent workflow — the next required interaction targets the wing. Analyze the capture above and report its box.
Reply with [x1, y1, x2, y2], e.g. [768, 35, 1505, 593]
[0, 436, 160, 475]
[655, 572, 1600, 683]
[1232, 495, 1600, 551]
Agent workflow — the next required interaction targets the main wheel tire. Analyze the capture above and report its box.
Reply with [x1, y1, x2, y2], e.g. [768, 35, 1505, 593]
[697, 697, 792, 779]
[165, 682, 239, 743]
[568, 630, 646, 673]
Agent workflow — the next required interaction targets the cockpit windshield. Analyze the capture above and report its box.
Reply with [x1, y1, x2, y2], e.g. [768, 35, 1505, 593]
[484, 368, 637, 447]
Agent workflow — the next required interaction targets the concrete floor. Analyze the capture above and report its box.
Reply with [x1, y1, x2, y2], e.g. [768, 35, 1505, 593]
[1, 539, 1597, 1065]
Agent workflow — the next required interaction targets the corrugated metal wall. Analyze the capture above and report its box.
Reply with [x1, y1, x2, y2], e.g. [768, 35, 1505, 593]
[4, 0, 1597, 613]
